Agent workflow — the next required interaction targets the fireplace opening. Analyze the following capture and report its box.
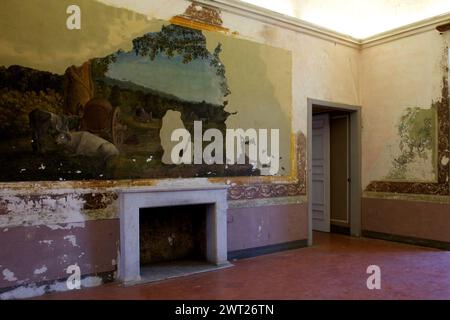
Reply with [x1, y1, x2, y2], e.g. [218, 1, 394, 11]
[118, 185, 230, 284]
[138, 204, 228, 282]
[139, 204, 207, 265]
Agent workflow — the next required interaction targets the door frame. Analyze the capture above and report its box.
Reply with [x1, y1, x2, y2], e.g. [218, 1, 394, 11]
[307, 98, 362, 245]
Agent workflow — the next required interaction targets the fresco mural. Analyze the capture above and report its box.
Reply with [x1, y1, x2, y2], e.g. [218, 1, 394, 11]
[386, 105, 438, 181]
[365, 78, 449, 195]
[0, 0, 293, 182]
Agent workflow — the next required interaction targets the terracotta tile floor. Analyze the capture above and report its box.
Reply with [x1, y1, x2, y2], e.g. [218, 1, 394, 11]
[39, 232, 450, 300]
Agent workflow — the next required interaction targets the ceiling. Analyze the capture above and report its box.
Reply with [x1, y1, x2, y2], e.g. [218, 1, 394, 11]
[239, 0, 450, 39]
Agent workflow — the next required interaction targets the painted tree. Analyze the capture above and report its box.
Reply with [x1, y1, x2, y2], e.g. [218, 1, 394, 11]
[132, 24, 231, 99]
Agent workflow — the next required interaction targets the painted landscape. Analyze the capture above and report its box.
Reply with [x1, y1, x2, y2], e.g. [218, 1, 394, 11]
[0, 24, 259, 181]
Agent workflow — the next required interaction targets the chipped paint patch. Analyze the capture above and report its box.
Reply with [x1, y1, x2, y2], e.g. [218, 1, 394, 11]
[81, 276, 102, 288]
[82, 193, 118, 210]
[63, 235, 79, 247]
[46, 222, 85, 231]
[0, 194, 84, 228]
[0, 201, 8, 215]
[256, 218, 265, 239]
[33, 266, 48, 275]
[0, 275, 107, 300]
[0, 285, 45, 300]
[2, 269, 18, 282]
[38, 240, 54, 246]
[0, 191, 118, 229]
[58, 254, 69, 264]
[441, 156, 449, 166]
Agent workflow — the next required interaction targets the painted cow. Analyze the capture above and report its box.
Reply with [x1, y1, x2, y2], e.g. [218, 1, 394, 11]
[55, 131, 119, 162]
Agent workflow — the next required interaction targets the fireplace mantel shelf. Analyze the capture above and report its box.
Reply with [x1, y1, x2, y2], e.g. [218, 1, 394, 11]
[117, 183, 229, 194]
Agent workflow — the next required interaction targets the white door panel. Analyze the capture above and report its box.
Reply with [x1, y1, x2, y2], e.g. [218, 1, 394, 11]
[312, 114, 330, 232]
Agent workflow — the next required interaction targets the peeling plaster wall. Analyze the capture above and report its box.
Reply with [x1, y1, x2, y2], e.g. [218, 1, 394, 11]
[361, 29, 450, 243]
[0, 191, 118, 228]
[361, 30, 448, 187]
[0, 0, 360, 298]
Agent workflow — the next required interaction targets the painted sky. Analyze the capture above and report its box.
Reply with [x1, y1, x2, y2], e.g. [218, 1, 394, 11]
[106, 51, 224, 105]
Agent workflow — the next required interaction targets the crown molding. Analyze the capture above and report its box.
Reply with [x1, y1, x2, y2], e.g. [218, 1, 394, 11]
[193, 0, 361, 49]
[192, 0, 450, 50]
[362, 12, 450, 48]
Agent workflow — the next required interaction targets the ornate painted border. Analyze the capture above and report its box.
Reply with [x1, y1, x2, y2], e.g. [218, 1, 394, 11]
[227, 133, 307, 200]
[365, 79, 450, 195]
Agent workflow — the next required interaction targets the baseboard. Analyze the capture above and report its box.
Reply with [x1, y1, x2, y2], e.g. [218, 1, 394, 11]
[362, 230, 450, 251]
[228, 239, 308, 260]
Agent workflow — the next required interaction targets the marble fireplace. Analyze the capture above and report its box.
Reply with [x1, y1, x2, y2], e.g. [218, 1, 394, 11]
[118, 182, 229, 284]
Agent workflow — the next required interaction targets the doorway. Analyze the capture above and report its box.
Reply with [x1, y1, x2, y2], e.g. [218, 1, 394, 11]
[307, 99, 361, 245]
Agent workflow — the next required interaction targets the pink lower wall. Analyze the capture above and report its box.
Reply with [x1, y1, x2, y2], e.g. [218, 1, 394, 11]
[10, 197, 448, 291]
[362, 198, 450, 243]
[0, 219, 119, 289]
[227, 204, 308, 252]
[0, 203, 308, 290]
